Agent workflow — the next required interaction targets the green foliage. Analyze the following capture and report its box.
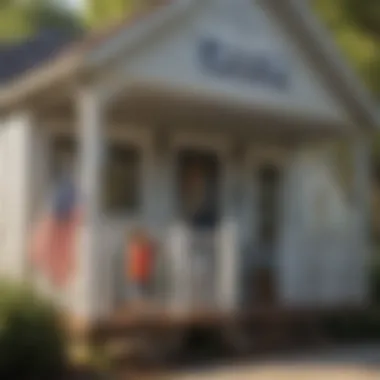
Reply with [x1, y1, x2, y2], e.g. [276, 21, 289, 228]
[343, 0, 380, 38]
[0, 0, 83, 42]
[371, 254, 380, 303]
[26, 0, 83, 35]
[315, 0, 380, 164]
[85, 0, 158, 29]
[324, 313, 380, 342]
[314, 0, 380, 98]
[86, 0, 139, 28]
[0, 282, 67, 379]
[0, 0, 150, 39]
[323, 260, 380, 342]
[0, 2, 34, 42]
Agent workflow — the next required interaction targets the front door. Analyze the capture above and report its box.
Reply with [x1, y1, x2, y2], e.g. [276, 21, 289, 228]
[254, 163, 282, 305]
[176, 149, 221, 307]
[178, 149, 220, 229]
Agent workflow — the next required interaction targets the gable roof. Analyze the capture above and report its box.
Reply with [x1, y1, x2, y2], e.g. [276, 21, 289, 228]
[0, 0, 378, 130]
[265, 0, 378, 130]
[0, 0, 177, 111]
[0, 29, 80, 84]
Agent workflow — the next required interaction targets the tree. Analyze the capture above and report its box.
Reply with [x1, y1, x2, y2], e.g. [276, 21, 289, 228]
[315, 1, 380, 244]
[0, 0, 83, 42]
[0, 2, 34, 41]
[27, 0, 83, 35]
[343, 0, 380, 38]
[83, 0, 380, 96]
[314, 0, 380, 97]
[86, 0, 145, 28]
[315, 0, 380, 163]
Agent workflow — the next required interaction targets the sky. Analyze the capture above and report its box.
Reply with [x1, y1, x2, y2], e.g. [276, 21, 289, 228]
[65, 0, 84, 11]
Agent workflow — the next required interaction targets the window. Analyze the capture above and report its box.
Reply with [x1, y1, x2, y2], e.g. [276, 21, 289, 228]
[50, 135, 76, 183]
[103, 142, 141, 214]
[257, 164, 281, 244]
[178, 150, 220, 228]
[329, 141, 354, 201]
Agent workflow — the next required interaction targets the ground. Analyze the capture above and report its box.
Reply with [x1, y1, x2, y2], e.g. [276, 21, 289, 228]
[146, 345, 380, 380]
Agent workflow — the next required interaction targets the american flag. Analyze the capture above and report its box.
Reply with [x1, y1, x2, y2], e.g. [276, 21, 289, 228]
[30, 176, 81, 288]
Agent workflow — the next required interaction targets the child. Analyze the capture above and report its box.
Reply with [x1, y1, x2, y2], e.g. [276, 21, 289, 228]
[126, 228, 155, 302]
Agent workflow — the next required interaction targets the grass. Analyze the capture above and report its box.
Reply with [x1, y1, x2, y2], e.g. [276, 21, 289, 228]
[68, 341, 112, 378]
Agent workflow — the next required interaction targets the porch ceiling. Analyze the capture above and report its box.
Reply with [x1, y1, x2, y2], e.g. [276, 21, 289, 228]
[106, 82, 355, 139]
[37, 81, 356, 141]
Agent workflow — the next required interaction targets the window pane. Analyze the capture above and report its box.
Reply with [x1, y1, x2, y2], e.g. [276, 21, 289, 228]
[50, 135, 76, 182]
[178, 150, 220, 228]
[258, 164, 280, 243]
[104, 143, 140, 214]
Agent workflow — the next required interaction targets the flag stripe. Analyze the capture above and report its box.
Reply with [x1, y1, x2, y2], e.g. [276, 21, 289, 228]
[30, 178, 80, 287]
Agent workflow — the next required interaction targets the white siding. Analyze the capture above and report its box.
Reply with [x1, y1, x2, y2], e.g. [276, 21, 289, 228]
[17, 119, 369, 315]
[99, 0, 348, 126]
[0, 113, 33, 281]
[278, 145, 367, 307]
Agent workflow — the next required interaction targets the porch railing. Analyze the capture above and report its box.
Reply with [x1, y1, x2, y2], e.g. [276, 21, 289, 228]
[100, 221, 238, 316]
[295, 226, 362, 306]
[165, 221, 239, 313]
[166, 226, 219, 312]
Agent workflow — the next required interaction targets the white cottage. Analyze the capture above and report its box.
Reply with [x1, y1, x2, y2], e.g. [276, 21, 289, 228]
[0, 0, 378, 332]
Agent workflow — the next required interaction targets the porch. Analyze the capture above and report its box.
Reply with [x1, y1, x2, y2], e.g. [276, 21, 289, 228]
[0, 0, 374, 343]
[30, 79, 363, 326]
[34, 98, 286, 316]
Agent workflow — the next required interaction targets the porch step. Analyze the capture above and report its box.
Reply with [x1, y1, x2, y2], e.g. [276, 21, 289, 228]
[90, 305, 359, 364]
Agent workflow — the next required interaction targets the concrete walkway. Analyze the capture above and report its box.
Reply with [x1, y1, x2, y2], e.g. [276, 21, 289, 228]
[171, 345, 380, 380]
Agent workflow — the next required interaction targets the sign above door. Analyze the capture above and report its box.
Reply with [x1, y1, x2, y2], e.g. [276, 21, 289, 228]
[197, 36, 290, 91]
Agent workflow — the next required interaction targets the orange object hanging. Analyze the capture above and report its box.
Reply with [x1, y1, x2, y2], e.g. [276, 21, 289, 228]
[127, 238, 154, 283]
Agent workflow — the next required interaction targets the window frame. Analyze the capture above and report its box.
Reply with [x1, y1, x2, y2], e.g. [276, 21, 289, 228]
[47, 127, 151, 220]
[243, 145, 290, 247]
[102, 140, 143, 217]
[256, 164, 282, 245]
[49, 134, 77, 183]
[170, 131, 230, 226]
[177, 148, 221, 228]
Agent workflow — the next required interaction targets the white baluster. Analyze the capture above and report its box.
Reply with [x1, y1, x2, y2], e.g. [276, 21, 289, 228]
[168, 224, 190, 314]
[218, 220, 238, 312]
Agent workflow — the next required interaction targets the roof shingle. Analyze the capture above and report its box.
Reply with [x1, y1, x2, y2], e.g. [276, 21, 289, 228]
[0, 0, 171, 85]
[0, 29, 80, 84]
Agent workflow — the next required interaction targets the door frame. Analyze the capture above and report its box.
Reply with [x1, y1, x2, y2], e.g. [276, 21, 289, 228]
[242, 145, 291, 303]
[166, 131, 234, 308]
[169, 131, 232, 228]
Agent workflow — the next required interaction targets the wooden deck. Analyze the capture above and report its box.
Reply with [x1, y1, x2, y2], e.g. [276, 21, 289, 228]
[90, 303, 366, 343]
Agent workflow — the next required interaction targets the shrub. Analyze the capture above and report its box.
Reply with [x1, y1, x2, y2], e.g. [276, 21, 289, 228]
[323, 312, 380, 343]
[371, 260, 380, 304]
[0, 281, 67, 379]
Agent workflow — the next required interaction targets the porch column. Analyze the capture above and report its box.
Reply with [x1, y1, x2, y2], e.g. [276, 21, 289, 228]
[353, 135, 371, 303]
[218, 146, 242, 311]
[73, 87, 104, 323]
[1, 112, 35, 281]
